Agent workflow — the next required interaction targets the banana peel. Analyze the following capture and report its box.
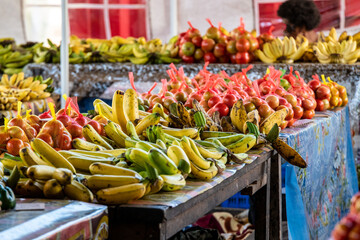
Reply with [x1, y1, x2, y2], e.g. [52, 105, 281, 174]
[230, 99, 247, 133]
[265, 124, 307, 168]
[259, 108, 288, 134]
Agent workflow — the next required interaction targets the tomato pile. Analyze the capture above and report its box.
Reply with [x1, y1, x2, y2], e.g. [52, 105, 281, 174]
[175, 18, 274, 64]
[141, 63, 348, 130]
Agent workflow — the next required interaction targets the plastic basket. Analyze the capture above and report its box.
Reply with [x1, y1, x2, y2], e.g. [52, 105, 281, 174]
[220, 192, 250, 209]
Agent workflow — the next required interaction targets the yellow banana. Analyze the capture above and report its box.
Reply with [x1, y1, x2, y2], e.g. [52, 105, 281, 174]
[64, 180, 94, 202]
[167, 145, 191, 174]
[225, 134, 257, 154]
[99, 149, 127, 157]
[162, 127, 198, 139]
[19, 147, 54, 166]
[104, 121, 128, 148]
[135, 113, 161, 135]
[190, 162, 218, 181]
[31, 138, 76, 173]
[1, 158, 27, 170]
[160, 173, 186, 191]
[112, 90, 127, 131]
[72, 137, 107, 151]
[52, 168, 73, 185]
[123, 88, 139, 123]
[96, 183, 146, 204]
[43, 179, 64, 199]
[86, 174, 142, 190]
[83, 124, 113, 150]
[89, 162, 140, 177]
[180, 137, 211, 170]
[67, 155, 113, 172]
[26, 165, 56, 181]
[230, 99, 247, 133]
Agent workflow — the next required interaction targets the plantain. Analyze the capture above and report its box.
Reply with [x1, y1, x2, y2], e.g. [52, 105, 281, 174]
[230, 99, 247, 133]
[259, 108, 288, 134]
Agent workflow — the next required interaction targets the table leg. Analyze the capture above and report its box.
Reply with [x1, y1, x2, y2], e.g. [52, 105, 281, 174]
[254, 161, 270, 240]
[269, 152, 282, 239]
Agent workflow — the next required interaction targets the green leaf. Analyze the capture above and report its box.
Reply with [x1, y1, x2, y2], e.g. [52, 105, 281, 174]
[246, 122, 260, 138]
[265, 123, 279, 143]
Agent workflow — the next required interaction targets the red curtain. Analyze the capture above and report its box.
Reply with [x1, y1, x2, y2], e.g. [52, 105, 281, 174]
[68, 0, 147, 39]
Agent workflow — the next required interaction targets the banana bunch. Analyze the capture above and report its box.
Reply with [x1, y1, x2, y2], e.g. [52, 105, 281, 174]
[255, 36, 308, 63]
[313, 38, 360, 64]
[0, 46, 33, 74]
[0, 73, 53, 107]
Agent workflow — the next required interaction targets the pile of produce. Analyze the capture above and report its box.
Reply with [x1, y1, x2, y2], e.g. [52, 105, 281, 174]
[332, 192, 360, 240]
[0, 76, 306, 206]
[0, 72, 53, 111]
[139, 63, 347, 131]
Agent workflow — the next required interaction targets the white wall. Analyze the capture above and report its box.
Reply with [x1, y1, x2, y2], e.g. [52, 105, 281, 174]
[149, 0, 256, 42]
[0, 0, 26, 43]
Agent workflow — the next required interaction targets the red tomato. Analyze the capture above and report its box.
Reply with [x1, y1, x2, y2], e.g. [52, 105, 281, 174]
[201, 38, 215, 52]
[87, 120, 102, 135]
[37, 133, 54, 147]
[75, 115, 88, 127]
[302, 110, 315, 119]
[182, 55, 195, 64]
[250, 97, 264, 108]
[258, 104, 274, 118]
[212, 103, 230, 117]
[308, 80, 322, 91]
[315, 99, 325, 111]
[297, 97, 303, 107]
[56, 114, 72, 127]
[236, 38, 250, 52]
[278, 98, 289, 106]
[208, 96, 222, 108]
[316, 86, 331, 100]
[275, 88, 287, 97]
[223, 94, 238, 108]
[230, 54, 237, 63]
[192, 36, 203, 47]
[54, 133, 72, 150]
[235, 52, 250, 64]
[203, 52, 217, 63]
[66, 122, 83, 138]
[6, 138, 25, 156]
[41, 120, 65, 137]
[302, 99, 316, 110]
[245, 88, 257, 97]
[283, 94, 297, 107]
[213, 43, 226, 58]
[287, 119, 296, 127]
[265, 95, 279, 109]
[285, 108, 294, 121]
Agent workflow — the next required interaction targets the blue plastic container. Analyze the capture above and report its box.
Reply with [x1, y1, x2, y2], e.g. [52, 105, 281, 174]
[220, 192, 250, 209]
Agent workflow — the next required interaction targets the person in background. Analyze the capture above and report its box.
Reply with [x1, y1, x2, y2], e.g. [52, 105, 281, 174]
[277, 0, 321, 43]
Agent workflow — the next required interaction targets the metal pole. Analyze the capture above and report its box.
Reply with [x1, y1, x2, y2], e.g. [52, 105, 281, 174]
[169, 0, 178, 37]
[60, 0, 69, 108]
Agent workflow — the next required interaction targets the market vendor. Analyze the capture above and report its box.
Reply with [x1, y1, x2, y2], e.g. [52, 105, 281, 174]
[277, 0, 321, 43]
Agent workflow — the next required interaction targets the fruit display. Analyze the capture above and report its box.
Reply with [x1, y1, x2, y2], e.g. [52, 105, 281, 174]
[332, 192, 360, 240]
[0, 72, 53, 110]
[0, 78, 307, 205]
[139, 64, 348, 133]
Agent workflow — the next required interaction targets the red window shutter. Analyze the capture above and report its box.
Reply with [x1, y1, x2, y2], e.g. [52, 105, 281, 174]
[69, 8, 106, 39]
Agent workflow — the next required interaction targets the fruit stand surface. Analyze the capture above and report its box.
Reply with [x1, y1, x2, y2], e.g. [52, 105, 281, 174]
[281, 106, 358, 240]
[0, 199, 108, 240]
[108, 149, 282, 240]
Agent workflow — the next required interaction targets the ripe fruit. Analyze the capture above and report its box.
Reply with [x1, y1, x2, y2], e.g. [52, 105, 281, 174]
[181, 42, 196, 56]
[302, 110, 315, 119]
[302, 99, 316, 110]
[201, 38, 216, 52]
[194, 48, 204, 61]
[204, 52, 217, 63]
[308, 80, 322, 91]
[235, 52, 250, 64]
[213, 43, 226, 58]
[265, 95, 279, 109]
[6, 138, 25, 156]
[182, 55, 195, 63]
[258, 104, 273, 118]
[208, 96, 222, 108]
[330, 96, 340, 107]
[244, 102, 256, 112]
[212, 103, 229, 117]
[316, 86, 331, 100]
[192, 36, 203, 47]
[226, 40, 237, 54]
[315, 99, 325, 111]
[236, 38, 250, 52]
[293, 106, 304, 119]
[283, 94, 297, 107]
[248, 37, 259, 51]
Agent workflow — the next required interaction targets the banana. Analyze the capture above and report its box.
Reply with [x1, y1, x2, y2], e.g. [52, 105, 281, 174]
[19, 147, 54, 166]
[180, 137, 211, 170]
[123, 88, 139, 123]
[206, 133, 245, 146]
[20, 179, 44, 197]
[230, 99, 247, 133]
[125, 148, 149, 169]
[260, 108, 288, 134]
[83, 124, 113, 150]
[126, 121, 140, 140]
[26, 165, 56, 181]
[43, 179, 64, 199]
[96, 183, 146, 204]
[152, 103, 169, 120]
[225, 134, 257, 154]
[95, 102, 116, 122]
[147, 176, 164, 195]
[86, 174, 142, 190]
[100, 149, 127, 157]
[1, 74, 9, 86]
[160, 173, 186, 191]
[200, 131, 236, 139]
[67, 149, 114, 158]
[148, 148, 179, 175]
[289, 36, 308, 61]
[104, 121, 128, 148]
[52, 168, 73, 185]
[89, 162, 140, 177]
[1, 158, 27, 170]
[262, 42, 276, 60]
[155, 139, 167, 149]
[167, 145, 191, 174]
[135, 113, 161, 135]
[190, 162, 218, 181]
[64, 180, 94, 202]
[195, 144, 224, 160]
[31, 138, 76, 173]
[125, 137, 139, 148]
[72, 138, 107, 151]
[162, 127, 198, 139]
[112, 90, 127, 131]
[135, 141, 158, 152]
[67, 155, 113, 172]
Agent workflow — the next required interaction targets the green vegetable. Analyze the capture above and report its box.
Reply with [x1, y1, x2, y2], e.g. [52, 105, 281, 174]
[0, 184, 16, 210]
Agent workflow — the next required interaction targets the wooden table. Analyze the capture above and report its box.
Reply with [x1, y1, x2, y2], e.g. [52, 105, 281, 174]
[108, 150, 282, 240]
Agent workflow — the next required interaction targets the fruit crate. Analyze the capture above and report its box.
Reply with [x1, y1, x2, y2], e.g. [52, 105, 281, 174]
[220, 192, 250, 209]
